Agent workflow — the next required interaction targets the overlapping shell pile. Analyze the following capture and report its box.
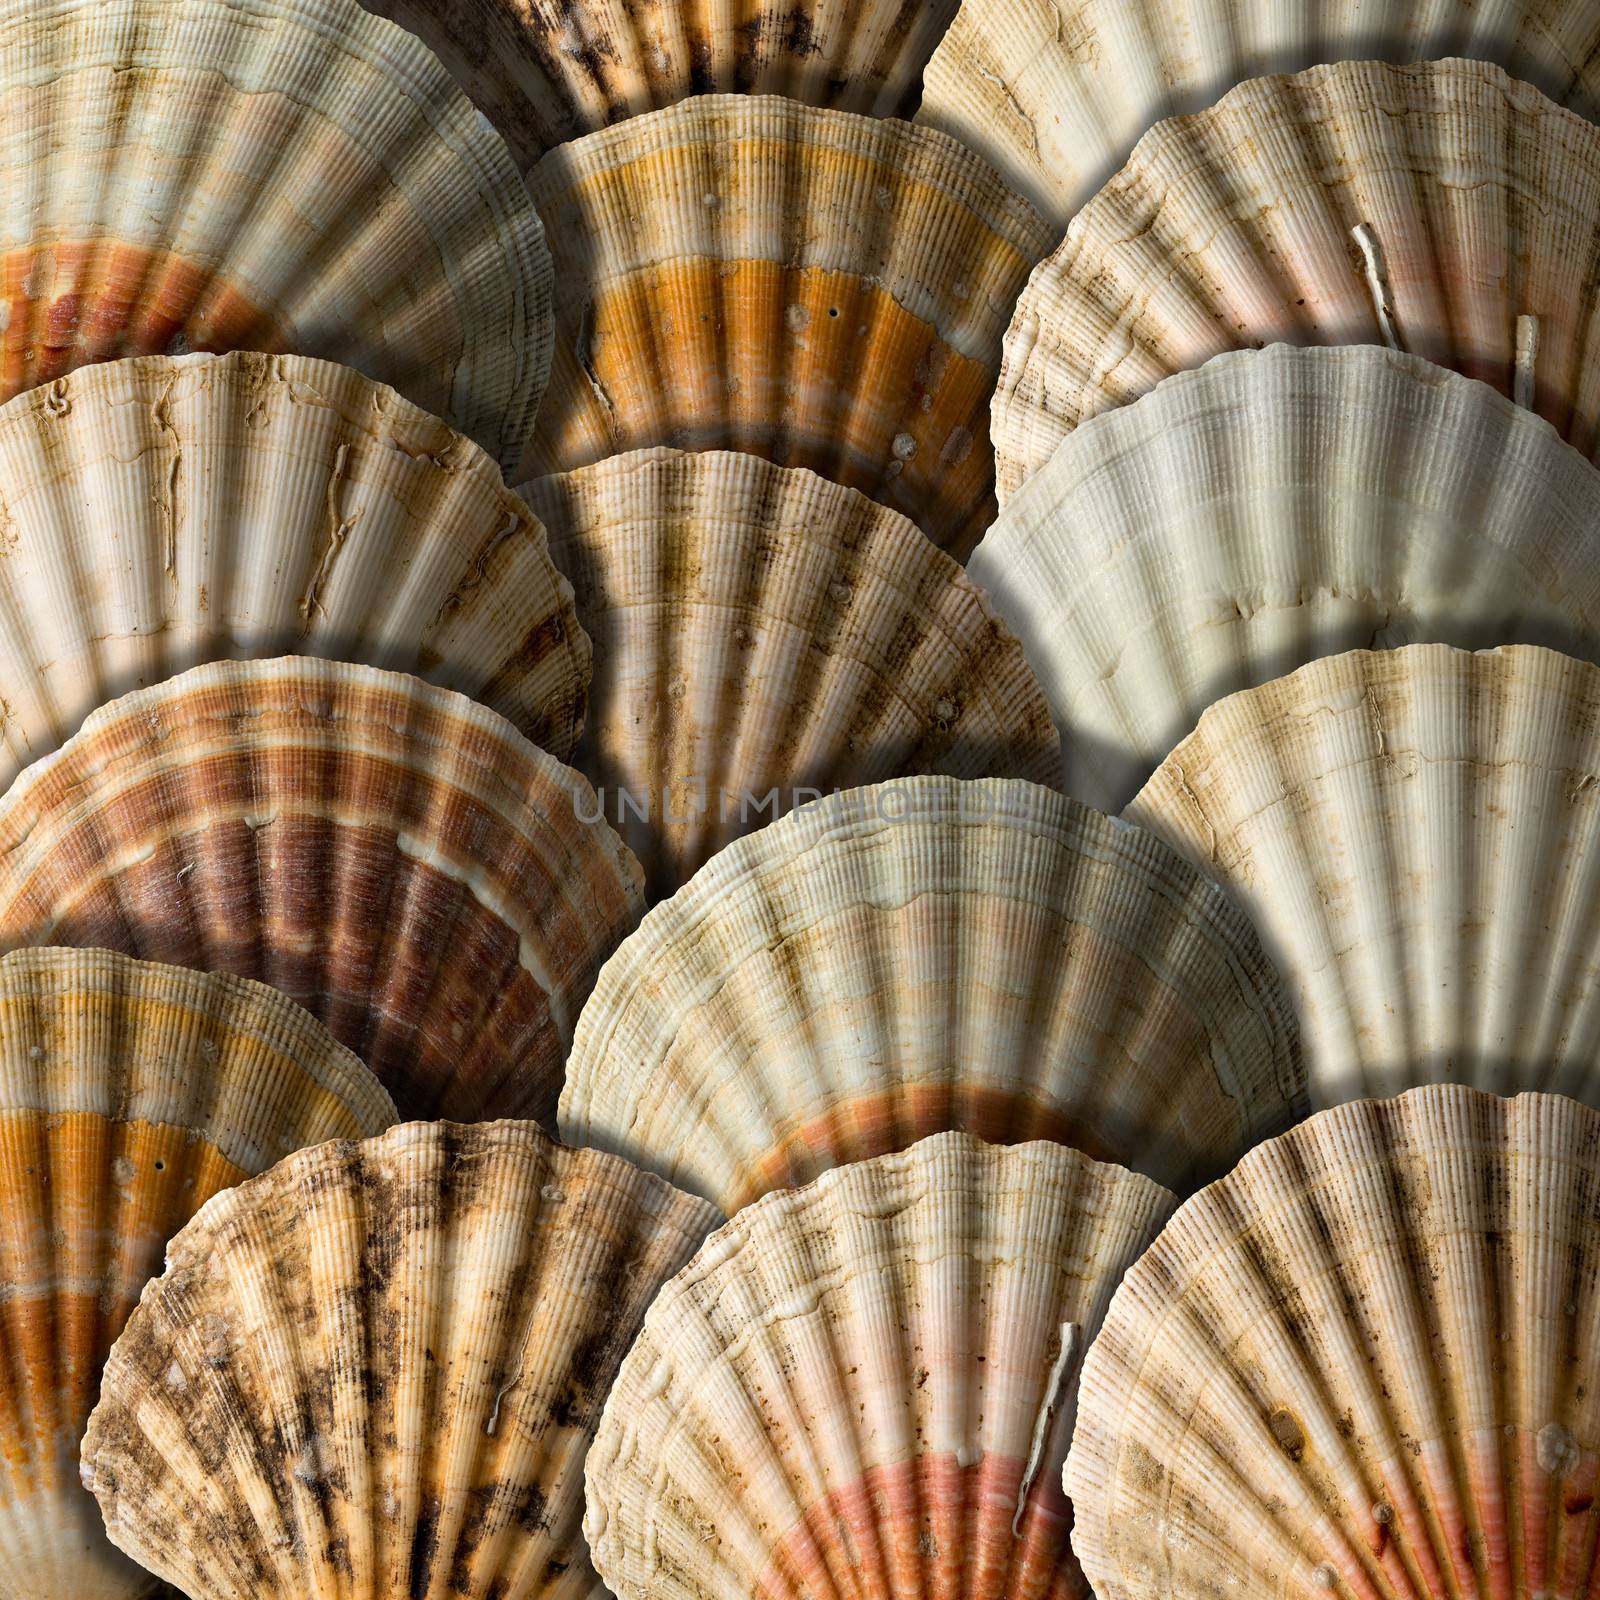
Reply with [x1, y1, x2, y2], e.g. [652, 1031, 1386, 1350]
[1, 0, 1597, 1596]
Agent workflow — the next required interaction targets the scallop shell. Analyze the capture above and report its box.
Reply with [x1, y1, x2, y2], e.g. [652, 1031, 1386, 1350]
[520, 96, 1050, 554]
[1067, 1083, 1600, 1600]
[0, 945, 394, 1600]
[521, 449, 1064, 899]
[81, 1119, 718, 1600]
[969, 345, 1600, 813]
[992, 58, 1600, 502]
[1126, 643, 1600, 1111]
[561, 775, 1304, 1208]
[0, 350, 590, 788]
[2, 0, 552, 471]
[0, 658, 645, 1122]
[586, 1131, 1175, 1600]
[362, 0, 960, 170]
[918, 0, 1600, 225]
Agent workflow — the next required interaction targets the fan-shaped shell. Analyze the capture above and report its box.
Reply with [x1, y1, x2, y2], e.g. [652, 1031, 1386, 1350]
[1068, 1084, 1600, 1600]
[0, 350, 589, 787]
[2, 0, 552, 471]
[992, 58, 1600, 502]
[0, 658, 645, 1122]
[970, 345, 1600, 813]
[0, 945, 394, 1600]
[1126, 643, 1600, 1110]
[520, 96, 1050, 554]
[521, 449, 1064, 899]
[81, 1119, 718, 1600]
[586, 1131, 1175, 1600]
[561, 775, 1303, 1207]
[362, 0, 960, 170]
[918, 0, 1600, 225]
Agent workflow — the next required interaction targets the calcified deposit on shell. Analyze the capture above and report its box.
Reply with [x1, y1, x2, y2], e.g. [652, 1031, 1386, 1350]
[0, 947, 393, 1600]
[1, 0, 552, 470]
[0, 658, 645, 1123]
[969, 345, 1600, 812]
[521, 95, 1050, 554]
[524, 448, 1063, 898]
[0, 350, 591, 788]
[1068, 1084, 1600, 1600]
[561, 775, 1304, 1208]
[917, 0, 1600, 224]
[1127, 643, 1600, 1111]
[81, 1120, 719, 1600]
[363, 0, 960, 169]
[992, 57, 1600, 500]
[587, 1131, 1175, 1600]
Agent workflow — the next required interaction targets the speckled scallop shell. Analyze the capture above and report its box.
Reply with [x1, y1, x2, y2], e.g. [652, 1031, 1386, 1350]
[81, 1119, 718, 1600]
[561, 775, 1303, 1208]
[918, 0, 1600, 225]
[1068, 1084, 1600, 1600]
[2, 0, 552, 471]
[520, 96, 1050, 554]
[1126, 643, 1600, 1111]
[970, 345, 1600, 813]
[0, 658, 645, 1123]
[521, 449, 1064, 899]
[0, 350, 590, 788]
[362, 0, 960, 171]
[0, 945, 394, 1600]
[586, 1131, 1175, 1600]
[992, 58, 1600, 502]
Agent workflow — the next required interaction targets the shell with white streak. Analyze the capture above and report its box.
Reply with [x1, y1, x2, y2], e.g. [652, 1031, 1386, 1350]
[586, 1131, 1175, 1600]
[1127, 643, 1600, 1110]
[561, 775, 1304, 1208]
[0, 945, 394, 1600]
[1068, 1084, 1600, 1600]
[992, 58, 1600, 501]
[969, 345, 1600, 812]
[0, 658, 644, 1122]
[81, 1119, 719, 1600]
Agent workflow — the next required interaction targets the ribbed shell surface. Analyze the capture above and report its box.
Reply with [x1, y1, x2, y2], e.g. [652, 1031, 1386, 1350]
[0, 0, 552, 471]
[586, 1131, 1175, 1600]
[1126, 644, 1600, 1110]
[0, 350, 590, 788]
[0, 658, 645, 1122]
[992, 58, 1600, 502]
[970, 346, 1600, 813]
[522, 449, 1064, 900]
[521, 97, 1050, 554]
[1068, 1085, 1600, 1600]
[0, 945, 394, 1600]
[561, 776, 1304, 1207]
[81, 1119, 719, 1600]
[918, 0, 1600, 225]
[363, 0, 960, 169]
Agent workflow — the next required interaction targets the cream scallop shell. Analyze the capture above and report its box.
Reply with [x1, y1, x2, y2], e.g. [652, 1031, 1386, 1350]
[521, 449, 1064, 899]
[918, 0, 1600, 225]
[1126, 643, 1600, 1110]
[586, 1131, 1175, 1600]
[2, 0, 552, 471]
[969, 345, 1600, 813]
[1067, 1084, 1600, 1600]
[81, 1119, 718, 1600]
[0, 350, 590, 787]
[363, 0, 960, 170]
[520, 96, 1050, 554]
[992, 58, 1600, 502]
[0, 945, 394, 1600]
[0, 657, 645, 1123]
[560, 775, 1304, 1208]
